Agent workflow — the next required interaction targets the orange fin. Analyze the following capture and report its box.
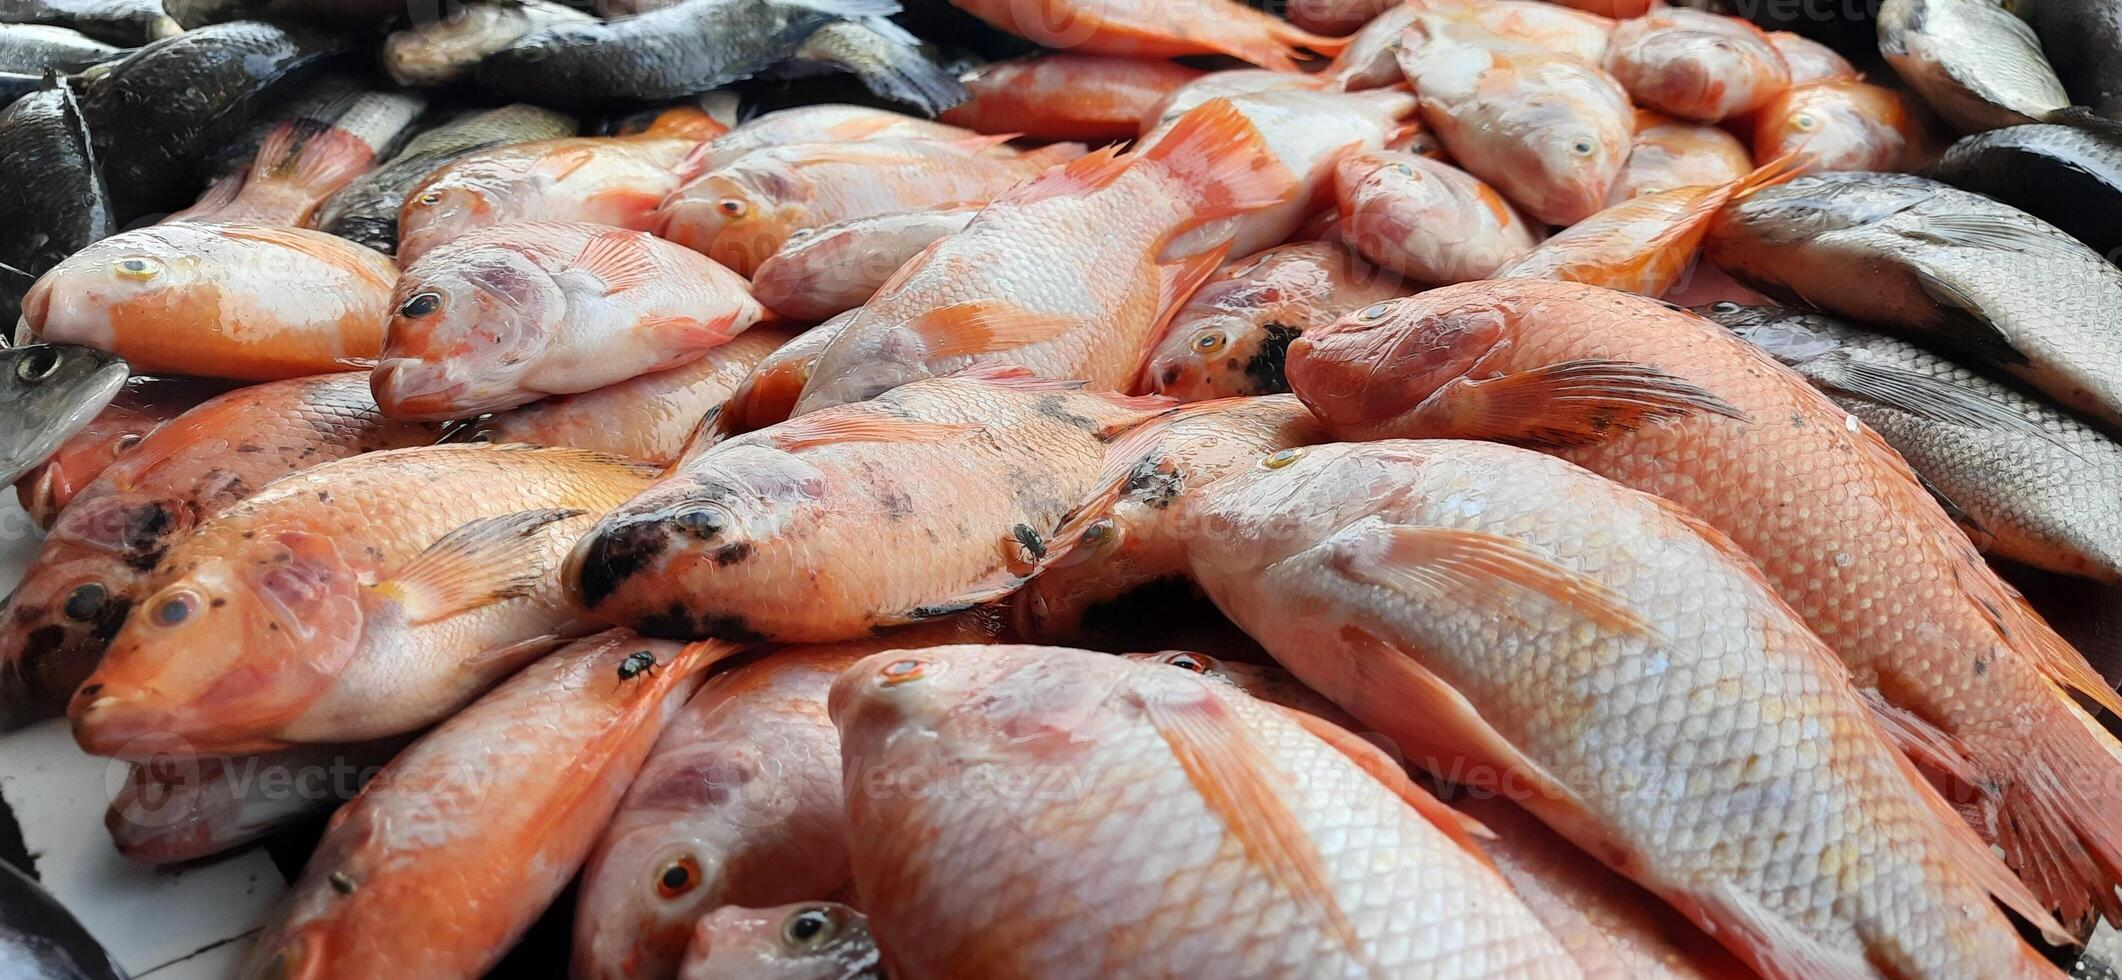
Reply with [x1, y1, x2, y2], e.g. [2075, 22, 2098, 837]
[372, 508, 585, 624]
[1330, 521, 1660, 639]
[575, 229, 663, 294]
[1278, 704, 1500, 865]
[253, 120, 372, 195]
[999, 144, 1131, 204]
[1142, 688, 1370, 963]
[762, 410, 976, 453]
[875, 565, 1030, 626]
[1855, 686, 1988, 793]
[1981, 698, 2122, 932]
[639, 314, 740, 353]
[946, 363, 1089, 392]
[531, 145, 599, 182]
[1141, 99, 1299, 221]
[907, 300, 1080, 359]
[1409, 358, 1750, 449]
[1139, 245, 1232, 377]
[1014, 141, 1090, 168]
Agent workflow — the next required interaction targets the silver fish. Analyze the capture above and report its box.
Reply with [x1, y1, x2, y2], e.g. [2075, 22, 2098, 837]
[1877, 0, 2070, 132]
[0, 344, 127, 488]
[771, 17, 966, 116]
[1706, 302, 2122, 585]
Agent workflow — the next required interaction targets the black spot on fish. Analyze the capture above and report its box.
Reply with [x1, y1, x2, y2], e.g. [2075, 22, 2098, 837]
[1032, 394, 1097, 432]
[210, 598, 227, 608]
[697, 615, 765, 643]
[121, 504, 176, 571]
[906, 602, 978, 621]
[236, 443, 263, 453]
[710, 542, 754, 566]
[1124, 459, 1182, 509]
[1973, 656, 1989, 676]
[1242, 323, 1301, 394]
[573, 522, 669, 609]
[873, 487, 915, 520]
[1080, 577, 1210, 636]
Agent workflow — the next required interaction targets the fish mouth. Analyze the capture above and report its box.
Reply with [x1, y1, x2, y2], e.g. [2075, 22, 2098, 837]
[70, 684, 194, 759]
[370, 359, 480, 421]
[1283, 332, 1416, 430]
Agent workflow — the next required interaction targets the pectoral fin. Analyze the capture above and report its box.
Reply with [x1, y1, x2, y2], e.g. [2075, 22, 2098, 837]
[370, 508, 584, 625]
[1406, 358, 1748, 450]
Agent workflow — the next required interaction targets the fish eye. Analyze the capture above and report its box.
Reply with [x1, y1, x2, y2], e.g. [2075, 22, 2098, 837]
[1793, 113, 1818, 132]
[150, 590, 199, 628]
[398, 291, 442, 319]
[1711, 302, 1742, 314]
[1191, 331, 1227, 355]
[63, 583, 108, 622]
[1081, 518, 1120, 551]
[1569, 139, 1596, 157]
[1387, 162, 1415, 177]
[416, 191, 441, 207]
[653, 855, 700, 899]
[716, 198, 749, 218]
[879, 657, 927, 686]
[1262, 448, 1303, 469]
[15, 347, 60, 382]
[782, 906, 838, 948]
[115, 433, 144, 454]
[672, 507, 726, 540]
[111, 256, 160, 281]
[1357, 302, 1394, 322]
[1160, 652, 1211, 673]
[516, 41, 551, 63]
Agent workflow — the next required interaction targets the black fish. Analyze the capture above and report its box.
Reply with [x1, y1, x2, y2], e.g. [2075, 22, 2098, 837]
[0, 0, 176, 46]
[0, 77, 111, 323]
[0, 23, 116, 73]
[1933, 123, 2122, 262]
[0, 859, 127, 979]
[769, 17, 966, 115]
[2014, 0, 2122, 121]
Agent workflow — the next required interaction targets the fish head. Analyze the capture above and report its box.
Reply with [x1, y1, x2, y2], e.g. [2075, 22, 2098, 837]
[0, 495, 190, 712]
[0, 344, 129, 486]
[1144, 248, 1353, 400]
[682, 903, 876, 980]
[373, 244, 566, 419]
[1286, 295, 1510, 436]
[657, 172, 806, 278]
[20, 232, 212, 351]
[71, 532, 368, 760]
[830, 644, 1086, 756]
[1512, 89, 1632, 224]
[397, 173, 501, 265]
[1706, 172, 1930, 271]
[1617, 16, 1788, 118]
[1752, 82, 1920, 175]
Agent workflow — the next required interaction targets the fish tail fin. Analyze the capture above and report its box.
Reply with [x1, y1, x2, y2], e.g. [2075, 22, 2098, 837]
[1216, 12, 1349, 71]
[826, 18, 970, 116]
[1971, 693, 2122, 932]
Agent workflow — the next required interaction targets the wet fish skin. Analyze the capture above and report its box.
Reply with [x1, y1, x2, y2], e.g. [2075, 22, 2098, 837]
[574, 616, 1002, 980]
[750, 207, 978, 323]
[1706, 171, 2122, 431]
[1176, 437, 2070, 978]
[943, 53, 1201, 141]
[1141, 242, 1404, 401]
[1931, 123, 2122, 262]
[1333, 149, 1542, 286]
[0, 373, 446, 713]
[382, 0, 591, 87]
[0, 79, 113, 326]
[1877, 0, 2070, 133]
[12, 376, 230, 530]
[475, 0, 898, 107]
[1607, 111, 1751, 204]
[830, 643, 1585, 978]
[2016, 0, 2122, 120]
[1705, 302, 2122, 585]
[1603, 7, 1790, 121]
[1497, 159, 1795, 298]
[1121, 650, 1361, 730]
[0, 23, 114, 71]
[1767, 30, 1856, 85]
[70, 444, 662, 759]
[313, 104, 578, 256]
[943, 0, 1343, 71]
[691, 103, 977, 174]
[1751, 78, 1938, 174]
[0, 343, 126, 489]
[0, 858, 126, 980]
[677, 903, 879, 980]
[714, 312, 854, 438]
[395, 134, 701, 266]
[241, 632, 725, 980]
[0, 0, 177, 45]
[174, 87, 427, 228]
[106, 740, 403, 865]
[1137, 67, 1323, 135]
[774, 17, 967, 117]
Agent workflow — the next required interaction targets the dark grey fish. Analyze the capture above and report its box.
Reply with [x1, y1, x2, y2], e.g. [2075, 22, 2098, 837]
[1878, 0, 2070, 132]
[0, 344, 127, 488]
[0, 0, 176, 46]
[382, 0, 591, 87]
[1932, 124, 2122, 261]
[0, 23, 114, 72]
[1705, 172, 2122, 432]
[0, 78, 111, 323]
[0, 67, 41, 104]
[770, 16, 966, 115]
[0, 859, 127, 979]
[312, 102, 576, 255]
[2013, 0, 2122, 121]
[194, 70, 365, 186]
[1705, 302, 2122, 584]
[475, 0, 899, 107]
[74, 19, 350, 213]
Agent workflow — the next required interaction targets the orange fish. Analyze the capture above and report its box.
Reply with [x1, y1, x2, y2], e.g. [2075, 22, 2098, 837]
[1606, 111, 1752, 203]
[1175, 437, 2070, 978]
[1141, 242, 1406, 400]
[1334, 150, 1543, 285]
[1767, 30, 1857, 85]
[1396, 12, 1634, 225]
[1752, 79, 1939, 173]
[1433, 0, 1617, 63]
[749, 207, 978, 323]
[1496, 158, 1796, 296]
[713, 313, 855, 439]
[1288, 279, 2122, 931]
[241, 632, 731, 980]
[1324, 2, 1418, 90]
[71, 444, 659, 760]
[1542, 0, 1652, 19]
[376, 221, 763, 419]
[830, 643, 1584, 978]
[396, 134, 703, 265]
[1602, 8, 1791, 121]
[474, 326, 797, 466]
[656, 138, 1076, 276]
[573, 615, 1004, 980]
[1123, 649, 1363, 730]
[567, 369, 1172, 643]
[792, 100, 1297, 414]
[1286, 0, 1399, 35]
[0, 374, 445, 712]
[171, 91, 424, 227]
[22, 223, 400, 381]
[943, 0, 1344, 72]
[14, 377, 230, 530]
[942, 54, 1204, 140]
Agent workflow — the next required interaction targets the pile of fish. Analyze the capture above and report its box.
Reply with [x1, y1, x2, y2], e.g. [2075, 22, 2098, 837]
[6, 0, 2122, 975]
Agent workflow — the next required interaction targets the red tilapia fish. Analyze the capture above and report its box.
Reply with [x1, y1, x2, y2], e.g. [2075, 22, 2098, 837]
[943, 54, 1204, 141]
[1496, 157, 1796, 296]
[1423, 0, 1617, 63]
[22, 222, 400, 381]
[1174, 438, 2069, 977]
[1396, 12, 1633, 225]
[567, 369, 1172, 643]
[1335, 150, 1543, 285]
[657, 138, 1078, 277]
[71, 444, 660, 760]
[1602, 8, 1790, 122]
[573, 615, 1004, 980]
[677, 903, 878, 980]
[15, 377, 231, 530]
[474, 326, 796, 466]
[376, 221, 762, 419]
[1014, 395, 1324, 643]
[241, 633, 730, 980]
[748, 208, 978, 323]
[107, 740, 403, 865]
[792, 100, 1298, 414]
[1288, 280, 2122, 931]
[1752, 79, 1939, 173]
[396, 134, 703, 265]
[172, 91, 425, 227]
[0, 374, 445, 712]
[945, 0, 1343, 71]
[1141, 242, 1405, 400]
[1767, 31, 1857, 85]
[1123, 650, 1362, 729]
[1136, 68, 1325, 133]
[1324, 2, 1419, 90]
[1607, 111, 1752, 203]
[831, 644, 1584, 978]
[713, 313, 855, 439]
[687, 105, 980, 175]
